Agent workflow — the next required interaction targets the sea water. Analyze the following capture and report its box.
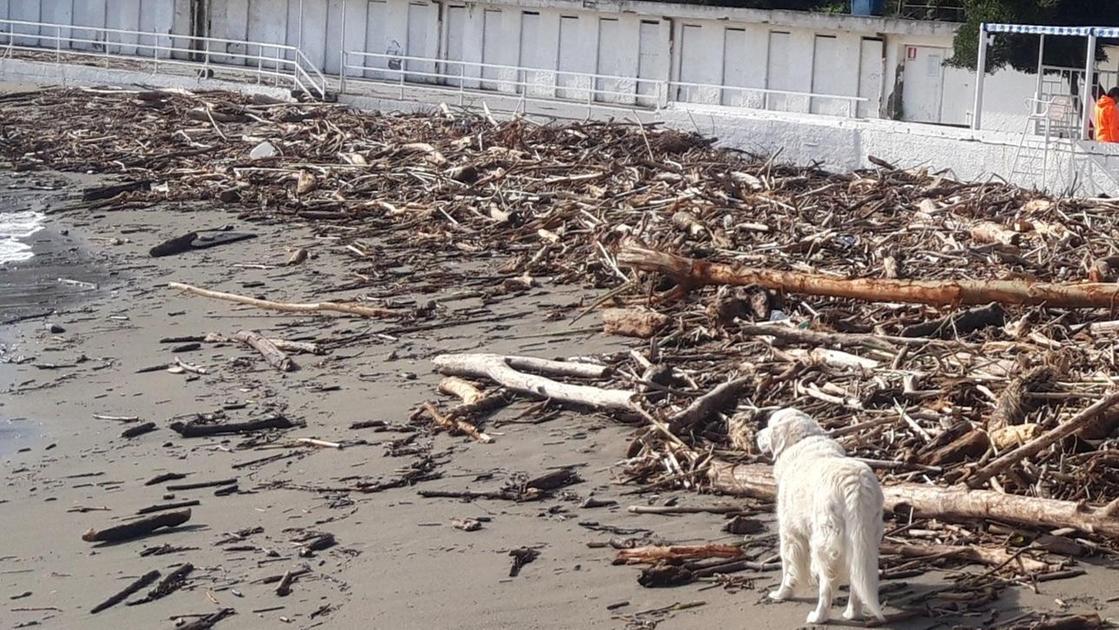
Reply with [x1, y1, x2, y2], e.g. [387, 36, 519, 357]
[0, 209, 45, 264]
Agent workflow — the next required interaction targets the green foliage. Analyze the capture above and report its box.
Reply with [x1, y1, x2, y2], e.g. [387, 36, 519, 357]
[951, 0, 1119, 73]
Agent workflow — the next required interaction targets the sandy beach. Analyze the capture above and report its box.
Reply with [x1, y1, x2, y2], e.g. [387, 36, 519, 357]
[3, 88, 1119, 630]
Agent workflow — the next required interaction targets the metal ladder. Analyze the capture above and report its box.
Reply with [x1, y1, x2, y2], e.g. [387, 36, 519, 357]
[1010, 97, 1078, 191]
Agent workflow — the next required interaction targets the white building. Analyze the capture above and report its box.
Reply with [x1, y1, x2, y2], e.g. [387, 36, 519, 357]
[0, 0, 1053, 131]
[4, 1, 1119, 195]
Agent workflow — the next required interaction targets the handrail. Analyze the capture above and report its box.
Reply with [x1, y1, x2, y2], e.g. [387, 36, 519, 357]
[341, 50, 867, 118]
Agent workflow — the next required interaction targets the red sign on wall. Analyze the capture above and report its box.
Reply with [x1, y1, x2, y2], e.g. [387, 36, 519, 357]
[907, 46, 918, 59]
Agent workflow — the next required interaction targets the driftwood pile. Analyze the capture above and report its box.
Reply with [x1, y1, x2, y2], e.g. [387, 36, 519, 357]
[8, 87, 1119, 624]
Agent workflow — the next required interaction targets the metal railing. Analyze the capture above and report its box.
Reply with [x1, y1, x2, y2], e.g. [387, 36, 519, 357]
[894, 0, 965, 21]
[1037, 64, 1119, 136]
[340, 50, 866, 118]
[668, 80, 865, 117]
[0, 18, 328, 100]
[0, 16, 866, 118]
[341, 50, 667, 111]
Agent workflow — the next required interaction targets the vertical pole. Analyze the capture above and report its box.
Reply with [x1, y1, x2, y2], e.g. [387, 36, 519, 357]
[339, 0, 346, 88]
[1082, 31, 1097, 141]
[972, 24, 989, 130]
[1035, 33, 1046, 107]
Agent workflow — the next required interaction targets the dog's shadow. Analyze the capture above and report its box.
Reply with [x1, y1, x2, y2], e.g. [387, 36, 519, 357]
[761, 575, 1028, 629]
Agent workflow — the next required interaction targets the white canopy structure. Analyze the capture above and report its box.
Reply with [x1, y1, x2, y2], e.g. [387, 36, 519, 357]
[973, 23, 1118, 139]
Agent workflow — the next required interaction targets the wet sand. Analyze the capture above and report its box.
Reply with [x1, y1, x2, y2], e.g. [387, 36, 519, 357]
[1, 173, 1116, 630]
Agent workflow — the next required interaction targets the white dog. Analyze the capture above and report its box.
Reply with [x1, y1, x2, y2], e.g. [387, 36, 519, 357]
[756, 409, 885, 625]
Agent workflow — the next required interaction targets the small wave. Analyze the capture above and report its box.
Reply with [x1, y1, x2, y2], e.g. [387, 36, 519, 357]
[0, 210, 45, 264]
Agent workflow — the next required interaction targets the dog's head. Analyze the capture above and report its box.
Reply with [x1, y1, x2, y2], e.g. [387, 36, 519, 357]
[756, 408, 826, 459]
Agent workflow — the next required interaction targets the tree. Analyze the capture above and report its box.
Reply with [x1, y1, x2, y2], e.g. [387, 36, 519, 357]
[950, 0, 1119, 73]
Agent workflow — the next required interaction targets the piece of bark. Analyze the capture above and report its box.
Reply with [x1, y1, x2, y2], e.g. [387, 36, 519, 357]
[508, 547, 540, 577]
[727, 411, 756, 452]
[988, 366, 1057, 433]
[990, 423, 1040, 450]
[668, 377, 753, 434]
[439, 377, 485, 405]
[82, 180, 151, 202]
[883, 255, 900, 279]
[268, 338, 321, 354]
[525, 468, 582, 491]
[82, 509, 191, 543]
[900, 303, 1006, 338]
[168, 282, 398, 318]
[880, 541, 1048, 573]
[150, 232, 199, 258]
[145, 472, 187, 486]
[136, 500, 200, 515]
[969, 391, 1119, 488]
[178, 608, 235, 630]
[137, 563, 194, 603]
[121, 422, 157, 439]
[419, 402, 493, 443]
[617, 242, 1119, 309]
[672, 210, 708, 238]
[923, 429, 990, 466]
[233, 330, 296, 372]
[166, 478, 236, 491]
[275, 570, 298, 596]
[601, 307, 671, 338]
[90, 570, 160, 613]
[170, 415, 298, 437]
[259, 566, 311, 585]
[707, 461, 1119, 539]
[638, 562, 694, 587]
[614, 544, 744, 565]
[970, 221, 1021, 246]
[433, 354, 634, 412]
[723, 515, 766, 535]
[1075, 405, 1119, 441]
[295, 437, 342, 449]
[286, 246, 308, 266]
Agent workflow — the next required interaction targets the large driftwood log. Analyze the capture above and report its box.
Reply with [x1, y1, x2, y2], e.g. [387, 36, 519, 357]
[708, 461, 1119, 539]
[170, 415, 298, 437]
[234, 330, 295, 372]
[168, 282, 397, 318]
[879, 541, 1048, 573]
[614, 544, 744, 565]
[82, 509, 192, 543]
[617, 242, 1119, 309]
[432, 353, 635, 412]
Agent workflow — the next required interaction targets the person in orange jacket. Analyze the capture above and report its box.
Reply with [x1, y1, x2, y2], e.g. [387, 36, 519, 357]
[1095, 87, 1119, 142]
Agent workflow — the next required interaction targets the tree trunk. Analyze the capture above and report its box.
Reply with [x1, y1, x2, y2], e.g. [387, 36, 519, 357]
[707, 460, 1119, 540]
[432, 353, 635, 412]
[617, 242, 1119, 309]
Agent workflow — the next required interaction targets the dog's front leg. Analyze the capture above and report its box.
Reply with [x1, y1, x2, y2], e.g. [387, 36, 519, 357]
[769, 532, 807, 601]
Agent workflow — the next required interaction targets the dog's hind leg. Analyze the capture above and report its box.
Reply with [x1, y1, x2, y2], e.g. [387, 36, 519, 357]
[769, 532, 808, 601]
[807, 527, 843, 624]
[843, 591, 862, 621]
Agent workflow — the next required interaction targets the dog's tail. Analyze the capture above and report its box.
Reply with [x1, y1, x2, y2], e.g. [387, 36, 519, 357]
[845, 469, 886, 622]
